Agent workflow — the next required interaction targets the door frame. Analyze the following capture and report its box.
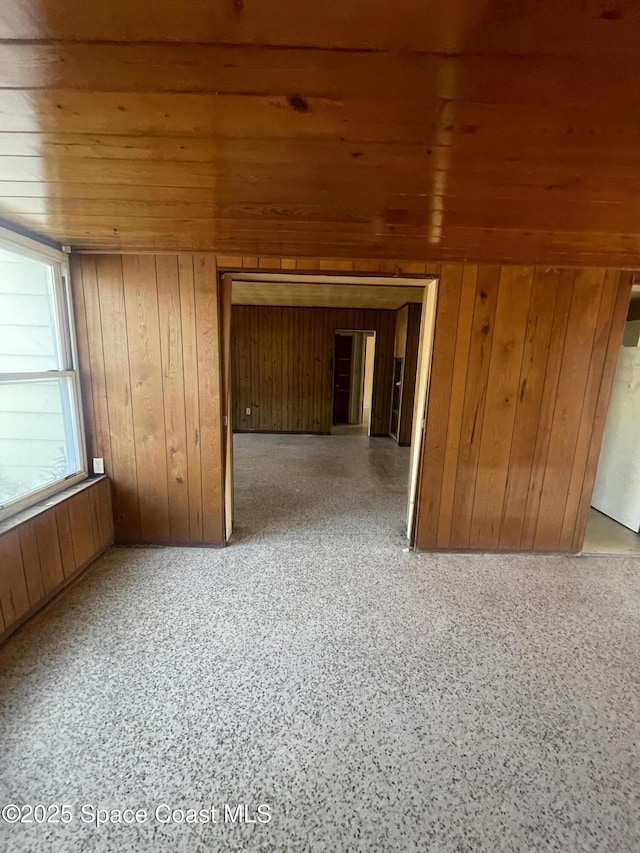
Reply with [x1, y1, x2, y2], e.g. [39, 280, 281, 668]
[332, 328, 377, 435]
[407, 280, 439, 544]
[218, 269, 437, 546]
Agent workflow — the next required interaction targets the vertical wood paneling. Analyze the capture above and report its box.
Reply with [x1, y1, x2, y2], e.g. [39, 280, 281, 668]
[259, 307, 271, 431]
[570, 272, 634, 550]
[72, 256, 114, 476]
[436, 264, 476, 546]
[55, 502, 76, 578]
[193, 254, 225, 544]
[178, 255, 204, 542]
[68, 489, 97, 567]
[415, 262, 628, 552]
[395, 307, 408, 359]
[469, 266, 534, 548]
[33, 512, 64, 595]
[156, 254, 190, 542]
[71, 250, 626, 553]
[520, 271, 575, 549]
[559, 270, 621, 548]
[499, 268, 560, 548]
[123, 255, 171, 541]
[449, 265, 501, 547]
[0, 529, 30, 630]
[72, 253, 225, 545]
[94, 254, 141, 542]
[313, 310, 326, 431]
[397, 302, 422, 446]
[19, 526, 44, 606]
[0, 480, 114, 642]
[231, 306, 396, 435]
[534, 269, 605, 549]
[414, 264, 464, 546]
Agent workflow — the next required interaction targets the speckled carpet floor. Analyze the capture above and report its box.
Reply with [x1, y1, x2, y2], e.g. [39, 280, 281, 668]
[1, 434, 639, 852]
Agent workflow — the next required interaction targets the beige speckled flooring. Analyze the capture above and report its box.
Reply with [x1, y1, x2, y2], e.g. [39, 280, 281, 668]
[583, 507, 640, 555]
[1, 434, 639, 852]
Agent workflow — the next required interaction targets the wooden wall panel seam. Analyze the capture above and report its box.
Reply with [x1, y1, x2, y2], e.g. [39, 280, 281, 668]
[156, 254, 176, 540]
[478, 267, 535, 549]
[432, 268, 464, 544]
[118, 254, 144, 541]
[521, 271, 576, 549]
[533, 269, 605, 549]
[490, 268, 536, 546]
[498, 268, 561, 549]
[79, 255, 113, 475]
[449, 265, 500, 547]
[123, 255, 172, 540]
[156, 254, 190, 542]
[528, 275, 577, 550]
[436, 265, 476, 547]
[178, 254, 203, 541]
[97, 254, 142, 542]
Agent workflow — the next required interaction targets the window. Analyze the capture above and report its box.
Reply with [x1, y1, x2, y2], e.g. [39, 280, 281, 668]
[0, 228, 86, 519]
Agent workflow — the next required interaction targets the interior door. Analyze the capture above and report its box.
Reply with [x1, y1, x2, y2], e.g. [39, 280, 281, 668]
[333, 334, 353, 424]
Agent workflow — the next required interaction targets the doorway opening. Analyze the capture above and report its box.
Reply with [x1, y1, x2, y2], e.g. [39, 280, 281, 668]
[332, 331, 376, 436]
[220, 271, 438, 548]
[584, 282, 640, 554]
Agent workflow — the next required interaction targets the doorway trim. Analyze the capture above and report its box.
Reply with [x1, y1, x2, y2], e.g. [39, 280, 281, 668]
[332, 329, 377, 436]
[219, 269, 438, 547]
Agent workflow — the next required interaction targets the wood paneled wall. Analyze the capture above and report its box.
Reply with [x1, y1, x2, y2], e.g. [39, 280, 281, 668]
[70, 250, 630, 553]
[394, 303, 422, 446]
[231, 306, 396, 435]
[0, 478, 113, 642]
[71, 254, 225, 546]
[415, 264, 632, 552]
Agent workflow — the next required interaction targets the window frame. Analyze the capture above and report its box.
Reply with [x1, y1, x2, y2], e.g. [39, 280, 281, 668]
[0, 225, 88, 521]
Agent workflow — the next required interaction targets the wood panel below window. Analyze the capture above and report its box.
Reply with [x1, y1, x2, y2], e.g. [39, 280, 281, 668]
[0, 478, 113, 643]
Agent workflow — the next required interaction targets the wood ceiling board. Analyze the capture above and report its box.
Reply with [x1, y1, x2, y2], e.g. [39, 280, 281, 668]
[231, 282, 423, 309]
[1, 43, 639, 107]
[1, 91, 638, 145]
[0, 1, 638, 55]
[4, 222, 637, 268]
[0, 2, 639, 264]
[5, 197, 640, 237]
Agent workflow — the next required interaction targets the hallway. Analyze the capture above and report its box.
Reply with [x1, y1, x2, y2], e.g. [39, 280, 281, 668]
[231, 433, 411, 545]
[1, 436, 639, 852]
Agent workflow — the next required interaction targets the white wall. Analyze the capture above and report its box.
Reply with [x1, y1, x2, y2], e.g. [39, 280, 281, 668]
[591, 343, 640, 532]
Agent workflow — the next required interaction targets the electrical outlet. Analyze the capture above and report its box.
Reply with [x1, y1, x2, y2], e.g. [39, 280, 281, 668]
[93, 457, 105, 475]
[245, 407, 251, 415]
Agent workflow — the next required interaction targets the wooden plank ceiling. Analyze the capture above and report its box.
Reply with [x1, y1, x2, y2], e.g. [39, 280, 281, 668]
[0, 1, 640, 265]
